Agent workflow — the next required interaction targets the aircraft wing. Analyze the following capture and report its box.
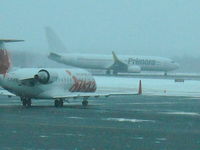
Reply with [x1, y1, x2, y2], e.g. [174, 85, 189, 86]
[108, 51, 128, 72]
[41, 80, 142, 99]
[18, 77, 36, 86]
[0, 89, 15, 97]
[52, 92, 139, 99]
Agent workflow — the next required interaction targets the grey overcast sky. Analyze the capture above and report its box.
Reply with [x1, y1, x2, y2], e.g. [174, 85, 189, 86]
[1, 0, 200, 57]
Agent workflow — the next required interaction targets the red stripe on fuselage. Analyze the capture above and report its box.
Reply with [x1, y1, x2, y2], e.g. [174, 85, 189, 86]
[66, 70, 96, 92]
[0, 49, 11, 75]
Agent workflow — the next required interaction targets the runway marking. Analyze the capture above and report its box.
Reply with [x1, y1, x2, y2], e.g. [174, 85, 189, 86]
[155, 141, 161, 144]
[103, 118, 155, 123]
[134, 137, 144, 140]
[0, 104, 20, 107]
[67, 116, 84, 119]
[1, 120, 150, 131]
[162, 112, 200, 116]
[39, 135, 49, 138]
[12, 130, 17, 134]
[115, 102, 183, 105]
[52, 133, 84, 137]
[156, 137, 167, 141]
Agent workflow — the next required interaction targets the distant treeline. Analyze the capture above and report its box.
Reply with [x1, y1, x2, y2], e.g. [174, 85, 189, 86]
[172, 55, 200, 73]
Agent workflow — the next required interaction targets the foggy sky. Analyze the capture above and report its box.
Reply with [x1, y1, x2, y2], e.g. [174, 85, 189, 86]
[1, 0, 200, 57]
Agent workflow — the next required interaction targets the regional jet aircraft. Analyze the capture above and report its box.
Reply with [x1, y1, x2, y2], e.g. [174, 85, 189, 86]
[46, 27, 179, 75]
[0, 40, 140, 107]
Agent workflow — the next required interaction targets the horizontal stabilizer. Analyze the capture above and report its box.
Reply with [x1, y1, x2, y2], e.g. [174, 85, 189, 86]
[0, 39, 24, 50]
[0, 89, 15, 97]
[48, 52, 61, 59]
[0, 39, 24, 43]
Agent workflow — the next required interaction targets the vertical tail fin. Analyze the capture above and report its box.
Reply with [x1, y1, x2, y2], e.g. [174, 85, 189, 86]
[45, 27, 67, 53]
[0, 39, 24, 75]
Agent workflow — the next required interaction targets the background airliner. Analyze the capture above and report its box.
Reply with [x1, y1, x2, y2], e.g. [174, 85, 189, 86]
[0, 39, 140, 107]
[46, 27, 179, 75]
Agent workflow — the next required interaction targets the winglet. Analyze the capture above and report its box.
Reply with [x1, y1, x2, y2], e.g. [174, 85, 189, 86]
[0, 39, 24, 49]
[138, 80, 142, 95]
[112, 51, 120, 62]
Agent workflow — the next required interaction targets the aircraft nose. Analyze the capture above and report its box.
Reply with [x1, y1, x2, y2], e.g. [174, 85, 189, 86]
[173, 62, 179, 70]
[175, 63, 179, 69]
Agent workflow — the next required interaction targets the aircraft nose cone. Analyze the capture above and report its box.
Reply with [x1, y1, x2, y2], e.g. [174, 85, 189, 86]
[168, 62, 179, 71]
[174, 63, 180, 69]
[171, 62, 179, 70]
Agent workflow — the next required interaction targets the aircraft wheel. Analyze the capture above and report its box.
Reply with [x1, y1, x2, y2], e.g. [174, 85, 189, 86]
[21, 98, 31, 107]
[21, 97, 26, 106]
[106, 70, 111, 75]
[82, 100, 88, 106]
[113, 70, 118, 75]
[22, 100, 26, 106]
[59, 99, 64, 107]
[54, 99, 59, 107]
[26, 98, 32, 107]
[54, 99, 64, 107]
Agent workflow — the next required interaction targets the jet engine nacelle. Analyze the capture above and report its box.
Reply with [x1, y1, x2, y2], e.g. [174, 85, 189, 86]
[127, 65, 141, 73]
[34, 69, 58, 84]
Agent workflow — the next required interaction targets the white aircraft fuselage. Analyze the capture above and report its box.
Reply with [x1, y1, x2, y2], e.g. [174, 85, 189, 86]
[46, 27, 179, 74]
[49, 53, 179, 73]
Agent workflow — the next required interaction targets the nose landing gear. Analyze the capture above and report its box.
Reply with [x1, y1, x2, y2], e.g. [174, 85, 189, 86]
[21, 97, 32, 107]
[82, 100, 88, 106]
[106, 70, 111, 75]
[54, 99, 64, 107]
[82, 97, 89, 106]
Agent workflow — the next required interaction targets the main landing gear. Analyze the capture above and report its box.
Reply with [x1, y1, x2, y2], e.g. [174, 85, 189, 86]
[82, 97, 89, 106]
[113, 70, 118, 75]
[54, 99, 64, 107]
[106, 69, 118, 75]
[54, 97, 89, 107]
[21, 97, 32, 107]
[106, 70, 111, 75]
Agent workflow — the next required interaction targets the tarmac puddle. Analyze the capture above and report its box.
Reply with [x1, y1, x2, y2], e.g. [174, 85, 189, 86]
[134, 136, 144, 140]
[67, 116, 84, 119]
[39, 135, 49, 138]
[102, 118, 155, 123]
[161, 112, 200, 116]
[156, 137, 167, 141]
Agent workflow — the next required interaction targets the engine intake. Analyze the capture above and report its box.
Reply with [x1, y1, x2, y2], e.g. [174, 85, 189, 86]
[127, 65, 141, 73]
[34, 69, 58, 84]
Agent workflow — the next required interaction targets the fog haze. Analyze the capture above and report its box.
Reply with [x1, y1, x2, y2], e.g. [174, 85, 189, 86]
[1, 0, 200, 71]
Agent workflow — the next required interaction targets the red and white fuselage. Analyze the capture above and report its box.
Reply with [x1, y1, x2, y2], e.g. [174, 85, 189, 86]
[0, 68, 97, 99]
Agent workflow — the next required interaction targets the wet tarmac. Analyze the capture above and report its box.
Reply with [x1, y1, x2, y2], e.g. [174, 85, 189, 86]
[0, 95, 200, 150]
[93, 72, 200, 80]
